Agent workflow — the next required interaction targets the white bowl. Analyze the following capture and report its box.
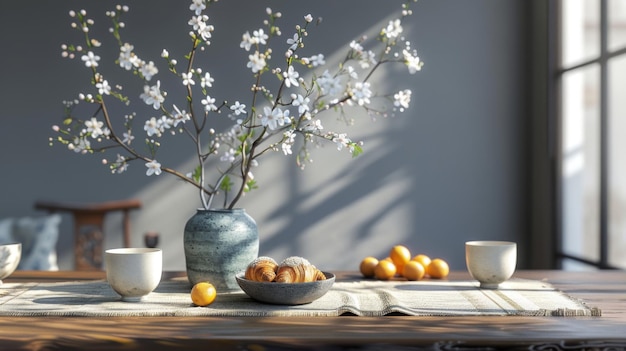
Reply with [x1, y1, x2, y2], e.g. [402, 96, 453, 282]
[0, 243, 21, 283]
[236, 272, 335, 305]
[105, 248, 162, 302]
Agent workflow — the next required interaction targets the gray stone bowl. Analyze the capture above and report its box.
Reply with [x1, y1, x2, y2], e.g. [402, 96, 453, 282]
[235, 271, 335, 305]
[0, 243, 21, 283]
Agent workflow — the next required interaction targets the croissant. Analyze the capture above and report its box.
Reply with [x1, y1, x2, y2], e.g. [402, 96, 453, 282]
[245, 256, 278, 282]
[275, 256, 326, 283]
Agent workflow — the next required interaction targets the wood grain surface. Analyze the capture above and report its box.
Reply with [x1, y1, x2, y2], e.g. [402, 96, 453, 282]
[2, 270, 624, 350]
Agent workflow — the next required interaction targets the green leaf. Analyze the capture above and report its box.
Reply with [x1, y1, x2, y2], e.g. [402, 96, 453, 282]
[191, 165, 202, 184]
[220, 176, 232, 192]
[351, 143, 363, 158]
[244, 179, 258, 193]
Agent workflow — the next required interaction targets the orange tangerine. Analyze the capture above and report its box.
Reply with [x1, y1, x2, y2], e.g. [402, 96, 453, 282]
[426, 258, 450, 279]
[374, 260, 397, 280]
[191, 282, 217, 306]
[359, 256, 379, 278]
[411, 254, 431, 269]
[389, 245, 411, 275]
[402, 261, 425, 281]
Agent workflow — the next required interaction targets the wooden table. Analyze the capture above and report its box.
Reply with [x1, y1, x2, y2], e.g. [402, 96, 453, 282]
[1, 270, 624, 350]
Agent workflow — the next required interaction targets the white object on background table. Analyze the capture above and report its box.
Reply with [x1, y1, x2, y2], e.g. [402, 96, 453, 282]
[465, 240, 517, 289]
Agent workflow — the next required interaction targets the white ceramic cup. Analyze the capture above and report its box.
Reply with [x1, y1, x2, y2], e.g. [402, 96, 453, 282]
[105, 248, 162, 302]
[0, 243, 21, 283]
[465, 241, 517, 289]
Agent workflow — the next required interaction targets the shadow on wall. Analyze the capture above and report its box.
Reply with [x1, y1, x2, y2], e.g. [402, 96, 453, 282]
[129, 11, 421, 271]
[1, 0, 529, 271]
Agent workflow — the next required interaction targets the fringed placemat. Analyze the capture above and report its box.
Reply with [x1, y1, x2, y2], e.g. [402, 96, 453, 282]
[0, 278, 600, 317]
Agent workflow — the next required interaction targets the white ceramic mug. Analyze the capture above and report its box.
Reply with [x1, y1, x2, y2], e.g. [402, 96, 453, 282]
[105, 248, 162, 301]
[465, 241, 517, 289]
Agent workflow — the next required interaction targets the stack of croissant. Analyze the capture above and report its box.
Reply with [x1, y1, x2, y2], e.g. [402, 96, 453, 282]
[244, 256, 326, 283]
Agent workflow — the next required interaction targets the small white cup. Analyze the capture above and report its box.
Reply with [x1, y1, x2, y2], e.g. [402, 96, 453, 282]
[465, 241, 517, 289]
[105, 248, 162, 302]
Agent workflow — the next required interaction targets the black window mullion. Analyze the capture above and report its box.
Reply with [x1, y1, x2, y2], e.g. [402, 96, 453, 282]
[549, 0, 563, 269]
[599, 0, 609, 268]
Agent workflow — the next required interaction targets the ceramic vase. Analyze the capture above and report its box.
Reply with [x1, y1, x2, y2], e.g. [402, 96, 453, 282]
[183, 208, 259, 290]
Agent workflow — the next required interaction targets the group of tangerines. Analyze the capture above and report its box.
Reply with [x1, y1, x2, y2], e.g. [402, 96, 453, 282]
[360, 245, 450, 281]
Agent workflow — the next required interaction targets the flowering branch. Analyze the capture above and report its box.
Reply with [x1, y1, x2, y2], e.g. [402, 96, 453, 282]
[50, 0, 423, 210]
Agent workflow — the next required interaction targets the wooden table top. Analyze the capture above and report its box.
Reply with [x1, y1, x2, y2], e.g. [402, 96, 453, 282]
[1, 270, 624, 350]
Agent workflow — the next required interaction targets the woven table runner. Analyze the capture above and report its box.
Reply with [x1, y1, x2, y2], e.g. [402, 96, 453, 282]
[0, 278, 600, 317]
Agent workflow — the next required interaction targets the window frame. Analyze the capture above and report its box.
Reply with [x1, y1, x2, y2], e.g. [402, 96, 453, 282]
[552, 0, 626, 269]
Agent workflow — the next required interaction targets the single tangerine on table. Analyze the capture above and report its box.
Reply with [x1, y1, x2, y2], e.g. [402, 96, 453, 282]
[374, 260, 397, 280]
[426, 258, 450, 279]
[389, 245, 411, 275]
[402, 261, 425, 281]
[359, 256, 379, 278]
[191, 281, 217, 306]
[411, 254, 431, 269]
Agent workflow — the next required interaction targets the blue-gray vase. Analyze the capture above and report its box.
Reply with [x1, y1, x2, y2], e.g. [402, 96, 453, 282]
[183, 208, 259, 290]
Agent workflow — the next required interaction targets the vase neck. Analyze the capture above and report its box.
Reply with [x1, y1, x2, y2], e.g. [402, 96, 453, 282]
[196, 208, 245, 214]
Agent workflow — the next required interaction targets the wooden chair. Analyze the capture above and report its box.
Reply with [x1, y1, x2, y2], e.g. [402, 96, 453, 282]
[34, 199, 142, 271]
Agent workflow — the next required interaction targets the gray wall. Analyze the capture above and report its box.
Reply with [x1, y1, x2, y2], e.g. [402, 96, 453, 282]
[0, 0, 538, 271]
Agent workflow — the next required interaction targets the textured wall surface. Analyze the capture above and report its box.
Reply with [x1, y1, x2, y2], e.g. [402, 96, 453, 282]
[0, 0, 531, 271]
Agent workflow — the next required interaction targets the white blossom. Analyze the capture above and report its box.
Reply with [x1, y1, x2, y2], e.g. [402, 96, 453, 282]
[188, 15, 208, 31]
[144, 117, 161, 137]
[122, 131, 134, 144]
[240, 31, 254, 51]
[182, 72, 195, 86]
[145, 160, 162, 176]
[291, 94, 310, 115]
[383, 19, 403, 39]
[282, 65, 300, 88]
[189, 0, 205, 15]
[230, 101, 246, 116]
[247, 51, 266, 73]
[403, 49, 423, 74]
[349, 40, 364, 53]
[140, 81, 165, 109]
[85, 117, 105, 138]
[81, 51, 100, 67]
[118, 43, 138, 70]
[316, 70, 343, 96]
[332, 133, 351, 151]
[70, 137, 90, 153]
[346, 66, 358, 79]
[309, 53, 325, 67]
[200, 72, 214, 88]
[262, 106, 290, 130]
[359, 50, 377, 69]
[157, 115, 173, 132]
[198, 22, 214, 41]
[393, 89, 412, 111]
[303, 119, 324, 133]
[201, 96, 218, 112]
[286, 33, 300, 51]
[95, 80, 111, 95]
[140, 61, 159, 81]
[112, 154, 128, 174]
[252, 28, 268, 45]
[350, 82, 372, 106]
[172, 104, 191, 127]
[282, 130, 296, 155]
[220, 148, 236, 163]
